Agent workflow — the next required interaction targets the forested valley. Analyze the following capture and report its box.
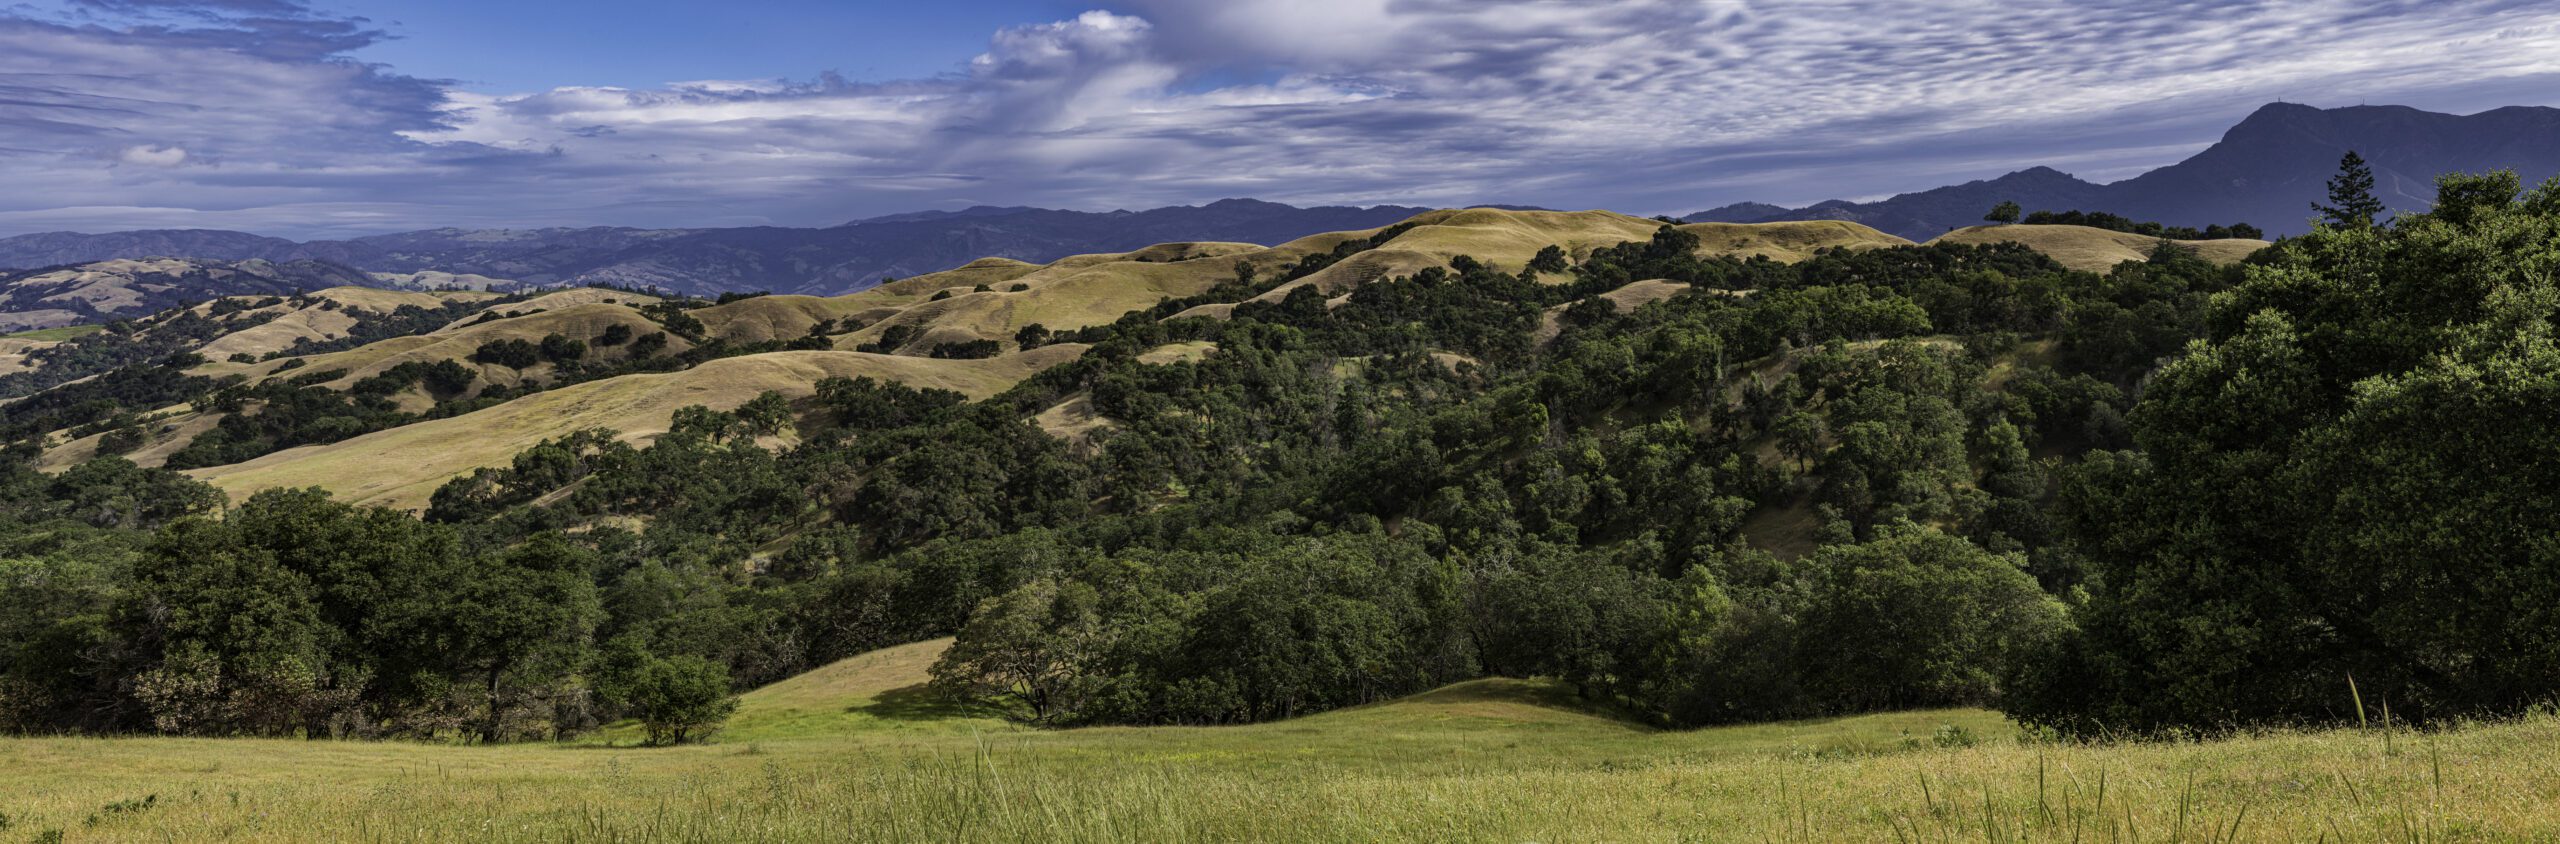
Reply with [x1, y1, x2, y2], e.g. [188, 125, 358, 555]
[6, 170, 2559, 745]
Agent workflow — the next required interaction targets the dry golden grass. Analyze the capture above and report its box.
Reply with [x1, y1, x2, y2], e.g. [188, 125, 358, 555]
[1135, 340, 1219, 365]
[1034, 394, 1115, 446]
[4, 635, 2554, 842]
[1679, 219, 1917, 260]
[432, 288, 656, 332]
[0, 337, 57, 376]
[189, 345, 1088, 511]
[1930, 225, 2271, 273]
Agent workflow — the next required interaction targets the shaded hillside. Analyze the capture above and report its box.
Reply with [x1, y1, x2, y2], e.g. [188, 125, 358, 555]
[1698, 102, 2560, 238]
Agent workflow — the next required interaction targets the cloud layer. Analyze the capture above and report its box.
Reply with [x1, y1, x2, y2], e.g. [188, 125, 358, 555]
[5, 0, 2560, 237]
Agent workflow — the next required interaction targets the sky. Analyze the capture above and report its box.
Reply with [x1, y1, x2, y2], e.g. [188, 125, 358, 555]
[3, 0, 2559, 239]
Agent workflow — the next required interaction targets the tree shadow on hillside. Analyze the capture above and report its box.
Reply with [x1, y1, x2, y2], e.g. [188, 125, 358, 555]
[858, 682, 1007, 722]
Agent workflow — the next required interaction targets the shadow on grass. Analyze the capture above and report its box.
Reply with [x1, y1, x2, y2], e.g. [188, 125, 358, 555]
[859, 682, 1008, 722]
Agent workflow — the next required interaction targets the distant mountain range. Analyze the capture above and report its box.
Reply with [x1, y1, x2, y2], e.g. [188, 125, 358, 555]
[1691, 103, 2560, 239]
[0, 199, 1430, 299]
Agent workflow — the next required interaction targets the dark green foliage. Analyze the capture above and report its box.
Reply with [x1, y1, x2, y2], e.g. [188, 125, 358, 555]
[539, 333, 586, 363]
[2018, 210, 2264, 240]
[643, 304, 707, 340]
[813, 375, 968, 431]
[596, 324, 633, 347]
[350, 359, 478, 398]
[2314, 150, 2386, 228]
[1985, 201, 2022, 224]
[929, 339, 1001, 359]
[95, 427, 146, 456]
[2013, 172, 2560, 734]
[472, 338, 542, 368]
[617, 652, 738, 744]
[856, 324, 918, 354]
[1015, 323, 1052, 349]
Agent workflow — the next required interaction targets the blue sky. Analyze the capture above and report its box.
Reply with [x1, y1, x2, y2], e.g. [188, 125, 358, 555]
[3, 0, 2558, 238]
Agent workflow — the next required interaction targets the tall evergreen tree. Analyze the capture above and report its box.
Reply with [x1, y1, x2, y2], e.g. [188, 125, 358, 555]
[2314, 150, 2385, 228]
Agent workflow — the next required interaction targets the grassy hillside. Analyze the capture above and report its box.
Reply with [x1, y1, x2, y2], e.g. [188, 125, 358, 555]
[190, 345, 1089, 510]
[1930, 224, 2269, 272]
[0, 338, 61, 376]
[195, 302, 679, 393]
[0, 636, 2545, 841]
[193, 287, 498, 360]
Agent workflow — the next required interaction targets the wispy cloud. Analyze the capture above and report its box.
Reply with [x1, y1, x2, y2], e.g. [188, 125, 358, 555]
[3, 0, 2559, 237]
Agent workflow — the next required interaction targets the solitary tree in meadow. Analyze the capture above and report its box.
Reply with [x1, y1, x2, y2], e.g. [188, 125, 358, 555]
[1985, 201, 2023, 225]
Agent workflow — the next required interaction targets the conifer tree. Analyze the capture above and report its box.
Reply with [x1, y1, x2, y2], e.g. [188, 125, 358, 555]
[2314, 150, 2385, 228]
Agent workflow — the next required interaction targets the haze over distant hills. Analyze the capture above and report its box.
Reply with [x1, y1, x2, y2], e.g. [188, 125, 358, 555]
[1698, 103, 2560, 240]
[0, 200, 1429, 299]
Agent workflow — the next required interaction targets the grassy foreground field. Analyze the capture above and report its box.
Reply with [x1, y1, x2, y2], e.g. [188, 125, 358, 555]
[4, 640, 2553, 842]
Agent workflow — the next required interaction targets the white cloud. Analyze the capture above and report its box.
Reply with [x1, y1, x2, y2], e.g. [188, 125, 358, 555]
[118, 145, 188, 167]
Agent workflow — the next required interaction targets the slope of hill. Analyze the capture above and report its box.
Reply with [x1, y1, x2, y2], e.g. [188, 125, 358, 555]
[1928, 225, 2270, 272]
[188, 345, 1090, 510]
[1699, 102, 2560, 238]
[0, 258, 379, 331]
[199, 302, 687, 395]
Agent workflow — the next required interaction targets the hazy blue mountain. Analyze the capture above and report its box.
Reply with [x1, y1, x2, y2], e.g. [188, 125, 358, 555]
[1695, 103, 2560, 239]
[1682, 202, 1794, 223]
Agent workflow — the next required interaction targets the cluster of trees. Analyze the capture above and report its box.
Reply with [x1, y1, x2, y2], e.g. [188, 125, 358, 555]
[1984, 201, 2265, 240]
[8, 160, 2559, 743]
[2014, 169, 2560, 732]
[0, 467, 739, 743]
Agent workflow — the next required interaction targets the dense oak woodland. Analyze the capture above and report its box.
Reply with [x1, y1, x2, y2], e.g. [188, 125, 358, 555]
[4, 172, 2557, 742]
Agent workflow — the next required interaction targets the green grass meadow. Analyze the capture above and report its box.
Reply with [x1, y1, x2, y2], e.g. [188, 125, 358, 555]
[4, 640, 2554, 842]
